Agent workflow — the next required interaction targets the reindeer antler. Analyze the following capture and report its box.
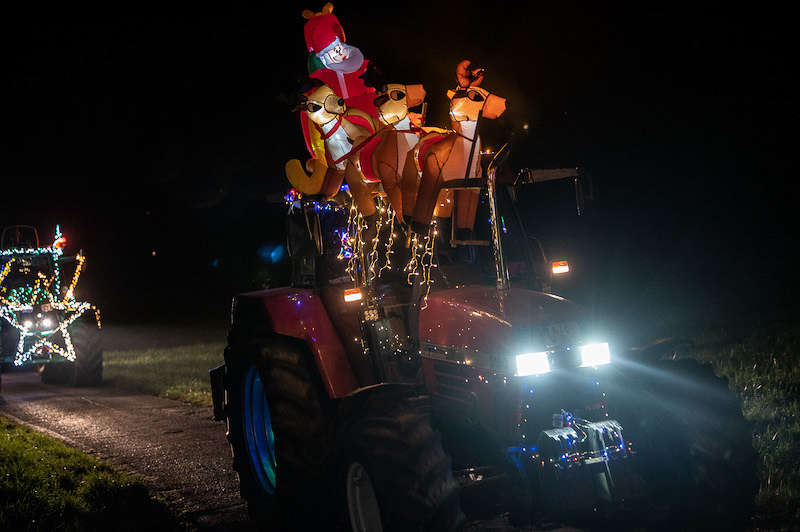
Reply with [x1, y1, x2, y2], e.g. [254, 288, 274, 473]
[302, 2, 334, 19]
[456, 60, 486, 87]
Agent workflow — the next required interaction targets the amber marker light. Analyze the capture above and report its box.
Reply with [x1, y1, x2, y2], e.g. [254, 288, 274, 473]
[343, 288, 363, 303]
[552, 260, 570, 275]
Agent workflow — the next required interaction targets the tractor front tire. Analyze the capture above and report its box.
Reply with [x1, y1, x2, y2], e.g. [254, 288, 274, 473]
[224, 338, 333, 530]
[40, 322, 102, 386]
[342, 391, 466, 532]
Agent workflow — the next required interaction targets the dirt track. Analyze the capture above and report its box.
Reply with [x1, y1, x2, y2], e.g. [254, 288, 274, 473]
[0, 321, 559, 531]
[0, 370, 253, 531]
[0, 369, 581, 531]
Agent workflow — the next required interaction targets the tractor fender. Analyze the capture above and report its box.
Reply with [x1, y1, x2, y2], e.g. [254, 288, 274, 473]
[343, 382, 420, 400]
[334, 382, 424, 439]
[228, 287, 359, 398]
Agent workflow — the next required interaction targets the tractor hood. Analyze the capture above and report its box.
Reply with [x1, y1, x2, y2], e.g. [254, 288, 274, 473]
[418, 286, 589, 369]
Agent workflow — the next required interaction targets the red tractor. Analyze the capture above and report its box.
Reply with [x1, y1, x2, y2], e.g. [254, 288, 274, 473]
[211, 145, 757, 530]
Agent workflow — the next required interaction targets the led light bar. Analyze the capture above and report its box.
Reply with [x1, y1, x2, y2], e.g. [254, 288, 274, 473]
[579, 342, 611, 367]
[516, 351, 551, 376]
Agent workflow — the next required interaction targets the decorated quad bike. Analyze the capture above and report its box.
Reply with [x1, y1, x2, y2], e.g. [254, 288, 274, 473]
[0, 225, 102, 389]
[210, 4, 757, 531]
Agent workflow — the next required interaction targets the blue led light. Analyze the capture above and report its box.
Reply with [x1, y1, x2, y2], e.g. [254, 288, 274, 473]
[257, 245, 286, 263]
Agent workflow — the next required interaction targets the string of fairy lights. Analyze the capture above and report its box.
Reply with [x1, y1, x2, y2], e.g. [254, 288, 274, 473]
[367, 199, 387, 279]
[419, 221, 438, 308]
[0, 226, 101, 366]
[378, 214, 396, 277]
[284, 186, 441, 298]
[404, 233, 421, 284]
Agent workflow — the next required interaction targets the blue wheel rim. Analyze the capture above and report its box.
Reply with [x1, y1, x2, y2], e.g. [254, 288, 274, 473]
[242, 365, 277, 494]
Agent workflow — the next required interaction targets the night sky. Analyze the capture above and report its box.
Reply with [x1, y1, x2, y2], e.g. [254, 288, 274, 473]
[1, 5, 796, 338]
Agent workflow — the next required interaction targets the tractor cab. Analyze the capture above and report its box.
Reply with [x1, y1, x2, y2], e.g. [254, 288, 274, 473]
[1, 225, 41, 250]
[271, 143, 599, 391]
[425, 161, 590, 296]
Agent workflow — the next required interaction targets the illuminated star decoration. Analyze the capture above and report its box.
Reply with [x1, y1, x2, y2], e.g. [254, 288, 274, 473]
[0, 226, 101, 366]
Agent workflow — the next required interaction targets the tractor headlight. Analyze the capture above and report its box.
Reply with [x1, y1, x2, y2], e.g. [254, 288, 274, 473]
[516, 351, 551, 376]
[40, 317, 53, 328]
[23, 319, 34, 329]
[579, 342, 611, 367]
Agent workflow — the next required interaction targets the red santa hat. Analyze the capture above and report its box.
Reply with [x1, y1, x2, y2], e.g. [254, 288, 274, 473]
[302, 3, 346, 54]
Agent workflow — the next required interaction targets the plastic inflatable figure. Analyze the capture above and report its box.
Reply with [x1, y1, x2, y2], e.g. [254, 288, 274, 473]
[411, 60, 506, 232]
[286, 81, 427, 221]
[287, 80, 379, 219]
[302, 3, 378, 117]
[367, 83, 426, 221]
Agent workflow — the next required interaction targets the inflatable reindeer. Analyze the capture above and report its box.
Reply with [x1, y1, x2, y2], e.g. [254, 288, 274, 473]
[286, 81, 427, 222]
[367, 83, 426, 220]
[285, 80, 379, 219]
[410, 60, 507, 232]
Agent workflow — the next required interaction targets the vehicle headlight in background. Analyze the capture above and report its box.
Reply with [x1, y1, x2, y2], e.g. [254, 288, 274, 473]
[579, 342, 611, 367]
[516, 351, 551, 376]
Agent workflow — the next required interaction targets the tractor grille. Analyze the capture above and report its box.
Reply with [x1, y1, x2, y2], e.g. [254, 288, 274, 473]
[432, 361, 476, 407]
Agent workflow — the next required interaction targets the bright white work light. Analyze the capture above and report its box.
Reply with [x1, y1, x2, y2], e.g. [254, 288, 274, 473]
[516, 351, 551, 376]
[579, 343, 611, 367]
[40, 317, 53, 328]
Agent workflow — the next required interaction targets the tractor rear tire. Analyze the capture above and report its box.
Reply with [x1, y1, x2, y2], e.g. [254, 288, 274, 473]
[224, 338, 334, 530]
[40, 322, 102, 386]
[615, 358, 758, 530]
[1, 323, 18, 368]
[342, 391, 466, 532]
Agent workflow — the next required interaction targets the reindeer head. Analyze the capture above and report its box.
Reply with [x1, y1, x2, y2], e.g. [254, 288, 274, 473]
[446, 60, 506, 122]
[297, 81, 346, 125]
[372, 83, 426, 125]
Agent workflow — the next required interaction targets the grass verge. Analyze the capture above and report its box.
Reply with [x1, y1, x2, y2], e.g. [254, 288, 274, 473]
[684, 322, 800, 525]
[103, 343, 225, 406]
[0, 415, 178, 531]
